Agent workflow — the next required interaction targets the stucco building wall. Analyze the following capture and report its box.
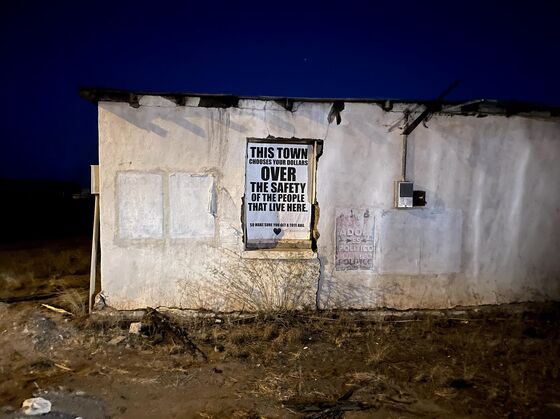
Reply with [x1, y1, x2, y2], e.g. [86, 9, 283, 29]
[97, 96, 560, 310]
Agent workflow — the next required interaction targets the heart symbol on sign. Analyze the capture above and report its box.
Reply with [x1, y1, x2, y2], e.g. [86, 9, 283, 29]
[273, 228, 282, 235]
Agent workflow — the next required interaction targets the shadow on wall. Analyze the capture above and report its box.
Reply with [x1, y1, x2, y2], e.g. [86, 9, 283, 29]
[106, 102, 251, 141]
[105, 100, 334, 149]
[171, 114, 207, 138]
[107, 104, 169, 137]
[106, 103, 205, 139]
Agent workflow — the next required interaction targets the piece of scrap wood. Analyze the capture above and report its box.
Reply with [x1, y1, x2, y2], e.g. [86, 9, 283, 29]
[54, 363, 73, 371]
[41, 304, 73, 316]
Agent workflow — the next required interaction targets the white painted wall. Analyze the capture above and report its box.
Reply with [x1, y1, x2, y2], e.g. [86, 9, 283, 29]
[97, 97, 560, 310]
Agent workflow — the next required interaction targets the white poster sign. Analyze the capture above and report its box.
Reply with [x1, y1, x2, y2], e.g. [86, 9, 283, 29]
[245, 141, 313, 246]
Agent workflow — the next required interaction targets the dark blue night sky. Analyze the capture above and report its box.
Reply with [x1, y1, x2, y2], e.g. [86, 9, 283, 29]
[1, 0, 559, 187]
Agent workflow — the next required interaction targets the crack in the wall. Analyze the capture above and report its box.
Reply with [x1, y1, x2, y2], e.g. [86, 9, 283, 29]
[209, 181, 218, 218]
[263, 101, 271, 138]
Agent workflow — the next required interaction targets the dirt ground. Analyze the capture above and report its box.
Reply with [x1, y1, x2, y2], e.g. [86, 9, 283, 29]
[1, 239, 560, 418]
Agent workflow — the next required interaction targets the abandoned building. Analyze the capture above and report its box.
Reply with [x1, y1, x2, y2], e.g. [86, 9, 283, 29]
[81, 88, 560, 311]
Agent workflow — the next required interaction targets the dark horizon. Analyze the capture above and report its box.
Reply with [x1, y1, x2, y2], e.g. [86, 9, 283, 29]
[1, 0, 559, 187]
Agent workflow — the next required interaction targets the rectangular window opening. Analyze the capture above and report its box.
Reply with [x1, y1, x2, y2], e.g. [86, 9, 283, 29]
[243, 138, 320, 250]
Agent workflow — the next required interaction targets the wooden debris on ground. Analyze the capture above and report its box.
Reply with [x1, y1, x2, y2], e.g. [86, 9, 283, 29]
[142, 308, 207, 361]
[40, 304, 73, 316]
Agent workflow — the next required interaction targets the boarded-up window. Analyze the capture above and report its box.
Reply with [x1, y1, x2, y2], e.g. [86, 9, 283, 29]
[117, 172, 164, 239]
[244, 139, 317, 250]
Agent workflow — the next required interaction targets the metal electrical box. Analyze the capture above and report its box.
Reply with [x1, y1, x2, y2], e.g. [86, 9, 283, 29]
[413, 190, 427, 207]
[395, 181, 413, 208]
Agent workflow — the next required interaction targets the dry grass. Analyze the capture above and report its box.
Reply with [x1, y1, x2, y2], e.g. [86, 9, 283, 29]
[251, 371, 297, 401]
[366, 341, 391, 366]
[261, 323, 280, 341]
[54, 288, 87, 317]
[428, 364, 454, 387]
[177, 253, 318, 311]
[273, 326, 304, 346]
[77, 304, 560, 417]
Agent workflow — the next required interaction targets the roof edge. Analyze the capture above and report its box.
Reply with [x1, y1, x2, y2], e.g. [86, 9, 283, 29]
[79, 87, 560, 117]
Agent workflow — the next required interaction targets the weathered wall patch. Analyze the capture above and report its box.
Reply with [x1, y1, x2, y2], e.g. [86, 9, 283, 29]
[169, 173, 215, 239]
[375, 208, 462, 274]
[116, 172, 163, 240]
[335, 208, 374, 270]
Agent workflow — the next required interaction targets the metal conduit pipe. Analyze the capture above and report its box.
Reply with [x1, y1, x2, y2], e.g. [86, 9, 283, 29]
[401, 133, 408, 182]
